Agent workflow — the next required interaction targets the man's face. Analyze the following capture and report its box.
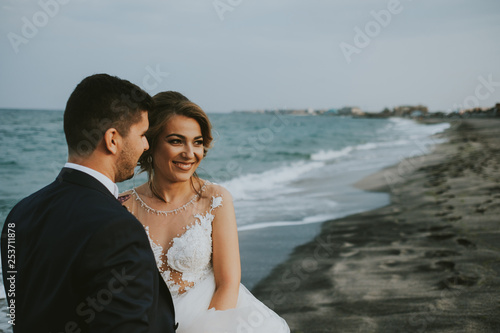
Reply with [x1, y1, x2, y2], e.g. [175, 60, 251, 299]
[115, 111, 149, 182]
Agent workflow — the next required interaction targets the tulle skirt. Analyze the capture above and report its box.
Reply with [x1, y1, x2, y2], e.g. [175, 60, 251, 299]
[173, 273, 290, 333]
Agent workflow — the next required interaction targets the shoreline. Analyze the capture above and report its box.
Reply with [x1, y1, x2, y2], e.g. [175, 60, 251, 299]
[238, 117, 449, 290]
[252, 119, 500, 332]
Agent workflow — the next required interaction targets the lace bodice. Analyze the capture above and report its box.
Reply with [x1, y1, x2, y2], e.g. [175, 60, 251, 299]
[122, 185, 224, 298]
[145, 196, 222, 297]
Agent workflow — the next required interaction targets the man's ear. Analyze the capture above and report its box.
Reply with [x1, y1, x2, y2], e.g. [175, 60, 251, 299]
[103, 128, 121, 155]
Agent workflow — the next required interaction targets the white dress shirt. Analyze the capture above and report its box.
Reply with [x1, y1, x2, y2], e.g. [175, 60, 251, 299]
[64, 162, 119, 198]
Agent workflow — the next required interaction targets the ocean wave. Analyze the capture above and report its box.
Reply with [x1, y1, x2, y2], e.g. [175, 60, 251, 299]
[389, 117, 450, 137]
[310, 146, 353, 161]
[426, 122, 451, 135]
[237, 214, 338, 232]
[223, 119, 451, 201]
[310, 140, 403, 162]
[356, 142, 378, 150]
[309, 132, 434, 164]
[221, 160, 325, 200]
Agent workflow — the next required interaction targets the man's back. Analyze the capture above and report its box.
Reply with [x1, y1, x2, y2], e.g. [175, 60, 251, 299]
[2, 168, 176, 332]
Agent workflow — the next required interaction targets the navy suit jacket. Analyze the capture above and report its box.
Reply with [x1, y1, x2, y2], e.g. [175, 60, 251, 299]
[1, 168, 176, 332]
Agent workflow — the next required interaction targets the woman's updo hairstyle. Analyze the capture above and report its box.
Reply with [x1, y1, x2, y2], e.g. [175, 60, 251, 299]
[138, 91, 213, 184]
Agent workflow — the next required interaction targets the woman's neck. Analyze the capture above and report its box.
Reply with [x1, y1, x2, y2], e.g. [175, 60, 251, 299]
[148, 176, 199, 205]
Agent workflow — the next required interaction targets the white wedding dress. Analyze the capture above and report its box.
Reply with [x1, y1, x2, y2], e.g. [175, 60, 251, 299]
[121, 182, 289, 333]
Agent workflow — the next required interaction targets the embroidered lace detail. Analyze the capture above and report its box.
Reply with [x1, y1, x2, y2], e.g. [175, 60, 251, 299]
[144, 195, 223, 298]
[144, 225, 169, 278]
[132, 181, 209, 216]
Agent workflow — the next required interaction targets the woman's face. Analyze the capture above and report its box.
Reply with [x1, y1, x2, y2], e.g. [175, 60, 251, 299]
[153, 115, 204, 184]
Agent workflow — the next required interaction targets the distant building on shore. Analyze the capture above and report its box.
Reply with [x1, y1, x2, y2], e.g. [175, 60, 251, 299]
[235, 108, 330, 116]
[393, 105, 428, 117]
[458, 105, 500, 118]
[459, 107, 490, 115]
[233, 102, 499, 118]
[338, 106, 364, 116]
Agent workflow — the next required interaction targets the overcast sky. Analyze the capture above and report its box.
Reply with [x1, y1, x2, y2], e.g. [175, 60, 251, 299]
[1, 0, 499, 112]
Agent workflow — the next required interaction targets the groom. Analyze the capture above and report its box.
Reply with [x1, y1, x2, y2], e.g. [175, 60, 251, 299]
[1, 74, 176, 332]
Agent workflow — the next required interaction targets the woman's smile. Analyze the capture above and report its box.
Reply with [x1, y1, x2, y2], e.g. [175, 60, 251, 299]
[173, 161, 196, 171]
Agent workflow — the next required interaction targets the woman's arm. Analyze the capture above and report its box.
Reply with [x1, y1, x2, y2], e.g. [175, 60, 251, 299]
[209, 188, 241, 310]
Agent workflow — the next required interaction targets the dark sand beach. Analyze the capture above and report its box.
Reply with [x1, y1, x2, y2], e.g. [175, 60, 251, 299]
[252, 119, 500, 332]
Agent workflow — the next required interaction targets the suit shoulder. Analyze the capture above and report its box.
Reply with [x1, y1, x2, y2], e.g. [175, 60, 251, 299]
[5, 180, 59, 217]
[80, 192, 137, 222]
[49, 184, 140, 233]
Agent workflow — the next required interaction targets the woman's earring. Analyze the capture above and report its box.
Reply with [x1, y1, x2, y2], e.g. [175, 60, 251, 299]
[147, 155, 153, 164]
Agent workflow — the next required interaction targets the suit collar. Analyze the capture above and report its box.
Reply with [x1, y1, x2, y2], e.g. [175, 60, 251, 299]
[64, 163, 119, 198]
[57, 168, 117, 200]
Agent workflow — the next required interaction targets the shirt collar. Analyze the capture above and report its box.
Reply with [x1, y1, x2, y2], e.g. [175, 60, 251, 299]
[64, 162, 119, 199]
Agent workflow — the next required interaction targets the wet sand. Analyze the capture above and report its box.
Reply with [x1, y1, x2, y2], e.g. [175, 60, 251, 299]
[252, 119, 500, 332]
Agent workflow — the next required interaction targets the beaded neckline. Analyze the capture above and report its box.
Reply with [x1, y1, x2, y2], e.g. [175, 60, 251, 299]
[132, 181, 209, 216]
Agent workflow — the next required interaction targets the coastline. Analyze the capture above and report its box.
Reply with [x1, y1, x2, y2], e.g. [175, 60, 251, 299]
[252, 119, 500, 332]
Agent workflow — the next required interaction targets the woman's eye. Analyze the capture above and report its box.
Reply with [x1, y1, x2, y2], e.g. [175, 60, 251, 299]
[169, 139, 182, 144]
[195, 140, 204, 145]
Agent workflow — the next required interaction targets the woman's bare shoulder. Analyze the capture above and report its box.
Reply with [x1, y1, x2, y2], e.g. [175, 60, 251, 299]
[201, 180, 233, 201]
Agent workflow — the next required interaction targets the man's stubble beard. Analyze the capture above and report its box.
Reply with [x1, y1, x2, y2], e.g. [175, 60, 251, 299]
[115, 147, 138, 183]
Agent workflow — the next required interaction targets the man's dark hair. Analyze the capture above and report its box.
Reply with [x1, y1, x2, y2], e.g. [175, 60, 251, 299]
[64, 73, 153, 156]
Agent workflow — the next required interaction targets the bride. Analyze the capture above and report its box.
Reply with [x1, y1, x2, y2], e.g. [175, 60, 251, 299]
[120, 91, 289, 332]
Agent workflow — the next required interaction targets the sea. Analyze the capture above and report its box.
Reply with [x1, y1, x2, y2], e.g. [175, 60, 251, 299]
[0, 109, 449, 331]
